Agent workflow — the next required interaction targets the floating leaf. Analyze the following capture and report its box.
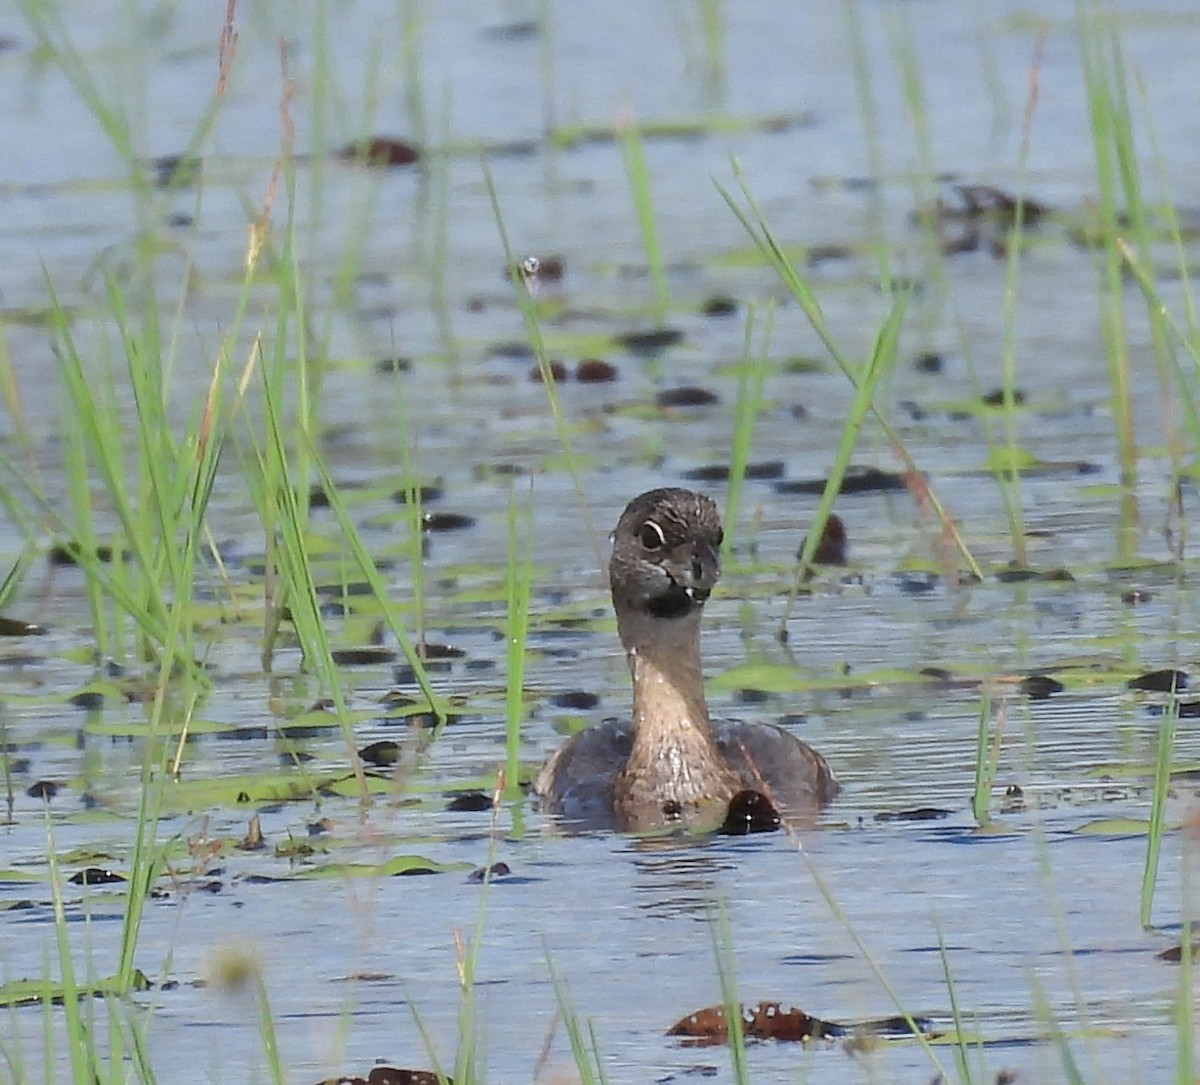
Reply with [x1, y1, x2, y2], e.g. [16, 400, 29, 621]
[0, 970, 150, 1008]
[313, 1066, 447, 1085]
[1073, 818, 1153, 836]
[668, 1001, 934, 1046]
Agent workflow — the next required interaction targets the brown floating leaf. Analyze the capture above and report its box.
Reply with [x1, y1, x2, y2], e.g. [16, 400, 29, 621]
[667, 1002, 840, 1045]
[0, 615, 44, 636]
[313, 1068, 448, 1085]
[668, 1002, 935, 1047]
[1157, 942, 1200, 963]
[575, 358, 618, 383]
[337, 137, 421, 167]
[529, 360, 568, 383]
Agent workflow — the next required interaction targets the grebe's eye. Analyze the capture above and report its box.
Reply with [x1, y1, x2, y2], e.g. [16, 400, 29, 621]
[639, 520, 666, 550]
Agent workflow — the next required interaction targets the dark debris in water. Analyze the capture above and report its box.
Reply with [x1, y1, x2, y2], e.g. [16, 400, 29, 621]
[359, 740, 402, 768]
[391, 483, 444, 505]
[0, 615, 44, 637]
[1157, 942, 1200, 963]
[314, 1067, 447, 1085]
[994, 563, 1075, 584]
[421, 511, 476, 532]
[718, 790, 781, 835]
[26, 780, 59, 800]
[892, 570, 939, 595]
[874, 807, 952, 823]
[529, 360, 568, 383]
[69, 688, 107, 709]
[776, 465, 910, 497]
[150, 153, 202, 189]
[656, 386, 720, 409]
[800, 512, 848, 565]
[446, 790, 493, 812]
[69, 867, 126, 886]
[667, 1000, 934, 1046]
[980, 387, 1027, 408]
[1144, 700, 1200, 718]
[374, 356, 413, 375]
[1127, 668, 1189, 693]
[1019, 674, 1065, 699]
[337, 137, 421, 167]
[487, 340, 534, 360]
[615, 327, 684, 354]
[683, 460, 784, 483]
[575, 357, 618, 383]
[332, 647, 397, 666]
[701, 295, 738, 317]
[468, 861, 511, 883]
[48, 542, 131, 566]
[551, 690, 600, 710]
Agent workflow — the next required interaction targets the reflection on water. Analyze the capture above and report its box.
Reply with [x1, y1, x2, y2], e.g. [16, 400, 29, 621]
[629, 843, 744, 920]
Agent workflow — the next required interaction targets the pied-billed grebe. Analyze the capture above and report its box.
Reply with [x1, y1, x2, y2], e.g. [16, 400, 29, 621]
[534, 487, 839, 831]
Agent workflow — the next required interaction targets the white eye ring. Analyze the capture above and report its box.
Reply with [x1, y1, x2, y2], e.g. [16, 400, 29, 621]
[638, 520, 666, 550]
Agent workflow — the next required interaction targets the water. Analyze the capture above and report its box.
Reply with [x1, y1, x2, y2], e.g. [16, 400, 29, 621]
[2, 1, 1200, 1082]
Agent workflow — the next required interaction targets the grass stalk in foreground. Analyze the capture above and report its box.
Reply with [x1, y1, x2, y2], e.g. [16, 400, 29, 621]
[545, 956, 607, 1085]
[618, 118, 670, 319]
[718, 162, 982, 588]
[787, 292, 906, 627]
[710, 901, 749, 1085]
[722, 302, 772, 561]
[804, 851, 950, 1081]
[987, 32, 1045, 566]
[938, 930, 980, 1085]
[971, 689, 1002, 827]
[504, 485, 536, 800]
[45, 812, 88, 1085]
[1076, 1, 1141, 529]
[1140, 692, 1178, 928]
[484, 160, 602, 569]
